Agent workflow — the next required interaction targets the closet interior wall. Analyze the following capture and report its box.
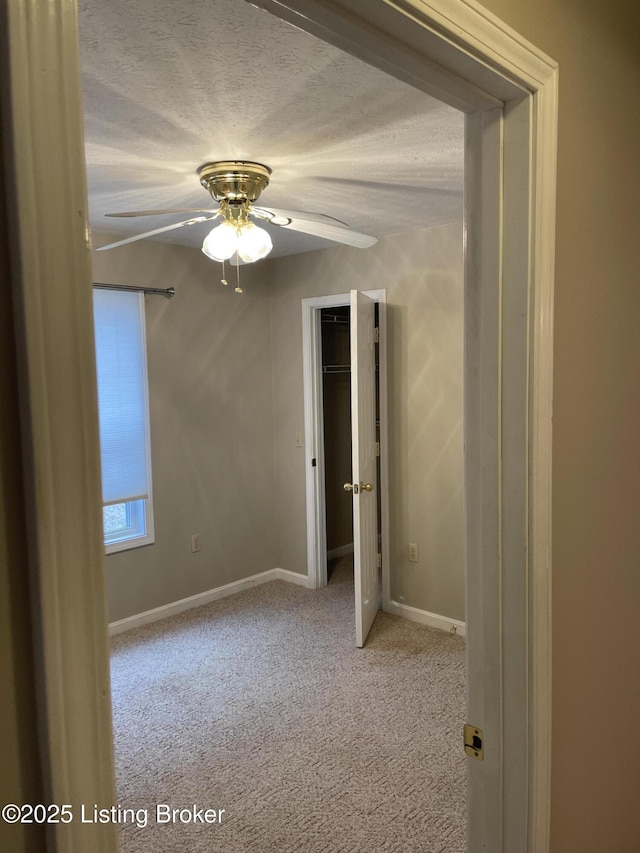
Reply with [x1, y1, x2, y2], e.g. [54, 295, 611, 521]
[321, 307, 353, 563]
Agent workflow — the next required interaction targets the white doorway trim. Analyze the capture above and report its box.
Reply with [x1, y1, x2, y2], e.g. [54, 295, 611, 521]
[3, 1, 556, 852]
[301, 290, 390, 609]
[262, 6, 557, 852]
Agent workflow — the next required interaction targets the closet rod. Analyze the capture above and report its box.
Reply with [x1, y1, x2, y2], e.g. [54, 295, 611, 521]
[93, 283, 175, 299]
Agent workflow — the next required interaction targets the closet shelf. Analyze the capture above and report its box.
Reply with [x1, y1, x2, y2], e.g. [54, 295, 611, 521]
[322, 364, 380, 374]
[321, 313, 350, 325]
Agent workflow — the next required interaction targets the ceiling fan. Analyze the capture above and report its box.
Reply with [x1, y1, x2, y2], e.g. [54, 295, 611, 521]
[97, 161, 378, 265]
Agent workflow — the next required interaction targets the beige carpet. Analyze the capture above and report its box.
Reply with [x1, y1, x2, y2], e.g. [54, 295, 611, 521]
[110, 559, 467, 852]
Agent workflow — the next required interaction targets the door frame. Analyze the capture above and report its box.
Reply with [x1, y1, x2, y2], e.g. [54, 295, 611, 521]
[3, 1, 556, 852]
[302, 290, 390, 610]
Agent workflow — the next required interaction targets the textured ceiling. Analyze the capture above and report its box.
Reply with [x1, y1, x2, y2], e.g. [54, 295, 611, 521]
[79, 0, 464, 258]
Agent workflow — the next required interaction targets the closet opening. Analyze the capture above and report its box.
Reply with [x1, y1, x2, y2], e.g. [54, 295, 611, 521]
[320, 304, 382, 594]
[302, 288, 390, 645]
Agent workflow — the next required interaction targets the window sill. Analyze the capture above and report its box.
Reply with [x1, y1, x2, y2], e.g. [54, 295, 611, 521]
[105, 534, 155, 556]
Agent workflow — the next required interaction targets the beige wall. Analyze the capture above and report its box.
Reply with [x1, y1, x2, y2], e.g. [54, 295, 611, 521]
[92, 238, 277, 622]
[269, 222, 465, 621]
[477, 1, 640, 850]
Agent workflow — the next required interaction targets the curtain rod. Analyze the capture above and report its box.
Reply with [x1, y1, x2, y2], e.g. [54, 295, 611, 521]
[93, 283, 175, 299]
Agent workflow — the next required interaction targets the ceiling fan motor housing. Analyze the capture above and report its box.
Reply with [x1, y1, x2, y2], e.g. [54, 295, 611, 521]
[198, 160, 271, 204]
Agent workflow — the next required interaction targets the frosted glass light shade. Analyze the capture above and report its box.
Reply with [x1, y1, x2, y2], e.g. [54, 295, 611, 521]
[202, 221, 238, 261]
[237, 222, 273, 262]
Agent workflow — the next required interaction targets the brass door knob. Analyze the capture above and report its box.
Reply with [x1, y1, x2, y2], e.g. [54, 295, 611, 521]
[344, 482, 373, 493]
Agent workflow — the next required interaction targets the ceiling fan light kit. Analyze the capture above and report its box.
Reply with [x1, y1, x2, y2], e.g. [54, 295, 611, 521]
[201, 209, 273, 263]
[99, 159, 378, 292]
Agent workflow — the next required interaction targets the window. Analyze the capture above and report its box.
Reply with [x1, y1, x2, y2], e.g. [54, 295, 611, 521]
[93, 288, 154, 553]
[103, 499, 147, 547]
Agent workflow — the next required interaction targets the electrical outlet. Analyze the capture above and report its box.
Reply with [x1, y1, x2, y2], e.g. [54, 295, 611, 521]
[408, 542, 419, 563]
[191, 534, 201, 553]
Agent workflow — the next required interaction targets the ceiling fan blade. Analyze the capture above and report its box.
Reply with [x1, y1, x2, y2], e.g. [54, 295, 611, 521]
[96, 215, 218, 251]
[252, 206, 349, 227]
[311, 176, 463, 198]
[105, 208, 215, 218]
[279, 218, 377, 249]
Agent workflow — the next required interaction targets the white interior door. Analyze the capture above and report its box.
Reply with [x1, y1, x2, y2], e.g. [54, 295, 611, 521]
[349, 290, 378, 647]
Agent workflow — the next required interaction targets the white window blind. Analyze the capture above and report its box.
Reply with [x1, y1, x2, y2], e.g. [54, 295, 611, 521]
[93, 289, 151, 506]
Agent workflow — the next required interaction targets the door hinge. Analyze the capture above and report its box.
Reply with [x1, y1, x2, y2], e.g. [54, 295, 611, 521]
[375, 441, 380, 457]
[464, 724, 484, 760]
[377, 553, 382, 569]
[374, 326, 380, 343]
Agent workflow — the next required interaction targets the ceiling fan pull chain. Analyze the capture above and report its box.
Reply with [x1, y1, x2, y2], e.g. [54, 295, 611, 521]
[220, 258, 228, 287]
[235, 259, 243, 294]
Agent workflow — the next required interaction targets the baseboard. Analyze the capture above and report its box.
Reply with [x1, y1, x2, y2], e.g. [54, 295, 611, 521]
[327, 543, 354, 559]
[109, 568, 313, 636]
[273, 567, 314, 587]
[384, 600, 466, 637]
